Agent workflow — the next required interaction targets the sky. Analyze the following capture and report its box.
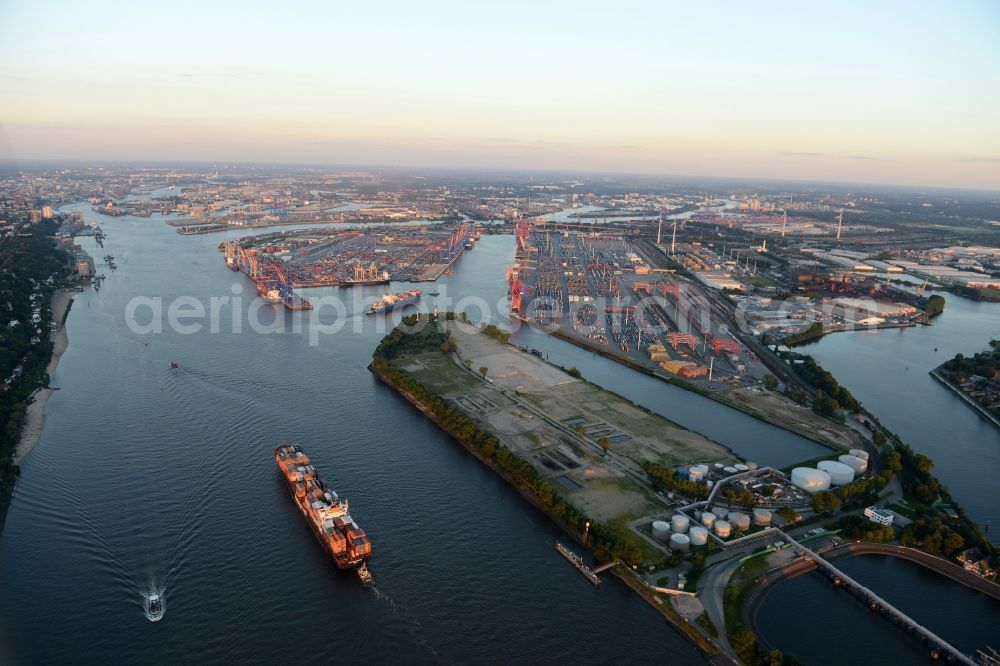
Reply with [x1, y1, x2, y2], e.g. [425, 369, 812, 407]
[1, 0, 998, 189]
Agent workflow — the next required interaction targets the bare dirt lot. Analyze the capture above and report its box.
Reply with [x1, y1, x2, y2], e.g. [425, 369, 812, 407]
[391, 322, 740, 527]
[726, 386, 863, 450]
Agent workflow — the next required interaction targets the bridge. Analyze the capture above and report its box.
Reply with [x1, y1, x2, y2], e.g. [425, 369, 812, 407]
[781, 532, 975, 665]
[592, 561, 619, 574]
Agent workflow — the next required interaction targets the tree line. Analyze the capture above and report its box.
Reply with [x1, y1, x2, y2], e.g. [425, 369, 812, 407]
[0, 216, 72, 517]
[373, 314, 645, 566]
[640, 461, 710, 500]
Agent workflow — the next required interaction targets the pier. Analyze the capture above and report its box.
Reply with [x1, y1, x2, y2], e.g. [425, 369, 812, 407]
[554, 541, 602, 587]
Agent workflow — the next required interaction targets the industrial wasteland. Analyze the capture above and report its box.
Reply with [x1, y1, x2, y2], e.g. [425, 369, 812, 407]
[1, 164, 999, 666]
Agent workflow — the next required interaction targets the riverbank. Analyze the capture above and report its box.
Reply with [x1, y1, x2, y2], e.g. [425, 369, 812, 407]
[929, 368, 1000, 430]
[370, 318, 727, 658]
[13, 289, 73, 465]
[542, 320, 853, 452]
[369, 360, 722, 656]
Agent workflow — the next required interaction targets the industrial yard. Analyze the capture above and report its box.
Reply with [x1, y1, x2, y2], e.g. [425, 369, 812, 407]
[508, 223, 769, 390]
[221, 222, 474, 308]
[394, 318, 738, 528]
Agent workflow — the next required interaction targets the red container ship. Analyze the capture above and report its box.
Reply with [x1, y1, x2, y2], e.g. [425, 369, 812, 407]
[275, 444, 373, 585]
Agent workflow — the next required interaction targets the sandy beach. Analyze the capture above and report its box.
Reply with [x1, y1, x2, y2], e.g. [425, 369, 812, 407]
[13, 288, 73, 465]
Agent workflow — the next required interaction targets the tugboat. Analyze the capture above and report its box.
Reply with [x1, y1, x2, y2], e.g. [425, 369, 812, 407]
[356, 563, 374, 588]
[146, 593, 164, 622]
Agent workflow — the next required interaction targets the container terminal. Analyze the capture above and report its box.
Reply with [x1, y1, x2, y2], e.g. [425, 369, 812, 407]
[223, 223, 473, 309]
[505, 219, 768, 390]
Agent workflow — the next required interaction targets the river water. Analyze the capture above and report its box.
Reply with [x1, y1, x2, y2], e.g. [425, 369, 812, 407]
[0, 208, 708, 665]
[1, 204, 996, 663]
[754, 555, 1000, 663]
[755, 292, 1000, 660]
[804, 294, 1000, 539]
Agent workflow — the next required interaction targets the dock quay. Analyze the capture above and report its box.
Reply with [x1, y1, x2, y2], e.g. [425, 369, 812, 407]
[555, 541, 602, 586]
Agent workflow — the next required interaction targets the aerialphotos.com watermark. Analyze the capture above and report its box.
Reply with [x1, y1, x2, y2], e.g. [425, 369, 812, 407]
[123, 281, 899, 347]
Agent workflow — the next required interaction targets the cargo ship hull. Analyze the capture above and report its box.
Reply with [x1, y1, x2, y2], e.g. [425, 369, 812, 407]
[284, 483, 365, 569]
[384, 294, 419, 311]
[275, 444, 371, 570]
[367, 290, 422, 315]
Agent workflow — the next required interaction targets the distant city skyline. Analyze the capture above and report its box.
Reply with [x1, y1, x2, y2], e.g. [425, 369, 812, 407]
[1, 0, 998, 189]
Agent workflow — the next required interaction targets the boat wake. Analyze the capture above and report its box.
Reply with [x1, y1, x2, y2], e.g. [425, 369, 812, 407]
[370, 586, 440, 660]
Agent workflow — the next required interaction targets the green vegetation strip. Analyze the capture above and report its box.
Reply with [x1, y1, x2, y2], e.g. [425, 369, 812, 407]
[1, 219, 73, 524]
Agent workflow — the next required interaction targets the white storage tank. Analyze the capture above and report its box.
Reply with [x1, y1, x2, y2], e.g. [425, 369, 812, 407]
[694, 464, 710, 474]
[723, 466, 738, 475]
[753, 508, 772, 526]
[714, 463, 724, 470]
[688, 467, 706, 482]
[706, 479, 714, 490]
[713, 506, 729, 520]
[714, 520, 732, 538]
[671, 514, 690, 534]
[818, 460, 855, 486]
[729, 512, 751, 530]
[670, 533, 691, 552]
[849, 448, 870, 461]
[701, 511, 717, 529]
[791, 467, 831, 493]
[652, 520, 671, 541]
[746, 461, 759, 470]
[839, 454, 868, 475]
[734, 463, 749, 472]
[689, 526, 709, 546]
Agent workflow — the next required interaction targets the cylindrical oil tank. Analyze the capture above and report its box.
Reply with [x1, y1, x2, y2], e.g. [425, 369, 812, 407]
[734, 463, 749, 472]
[849, 448, 870, 461]
[753, 508, 772, 526]
[714, 463, 724, 470]
[714, 506, 729, 520]
[652, 520, 670, 541]
[671, 514, 690, 534]
[818, 460, 855, 486]
[701, 511, 717, 529]
[689, 526, 709, 546]
[714, 521, 732, 538]
[670, 533, 690, 552]
[688, 467, 706, 482]
[694, 464, 710, 474]
[729, 512, 751, 530]
[839, 454, 868, 475]
[790, 467, 831, 493]
[722, 466, 738, 475]
[676, 467, 689, 480]
[746, 461, 759, 470]
[706, 479, 714, 490]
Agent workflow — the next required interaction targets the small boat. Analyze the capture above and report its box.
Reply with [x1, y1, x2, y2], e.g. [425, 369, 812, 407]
[170, 362, 179, 369]
[357, 563, 374, 588]
[146, 594, 163, 622]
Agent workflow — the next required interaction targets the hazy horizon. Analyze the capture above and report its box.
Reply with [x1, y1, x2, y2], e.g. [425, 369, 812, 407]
[2, 0, 998, 190]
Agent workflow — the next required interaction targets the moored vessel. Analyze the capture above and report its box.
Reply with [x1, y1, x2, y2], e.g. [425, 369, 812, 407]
[257, 283, 283, 304]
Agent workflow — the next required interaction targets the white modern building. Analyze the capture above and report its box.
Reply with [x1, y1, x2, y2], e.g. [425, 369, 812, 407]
[864, 506, 894, 526]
